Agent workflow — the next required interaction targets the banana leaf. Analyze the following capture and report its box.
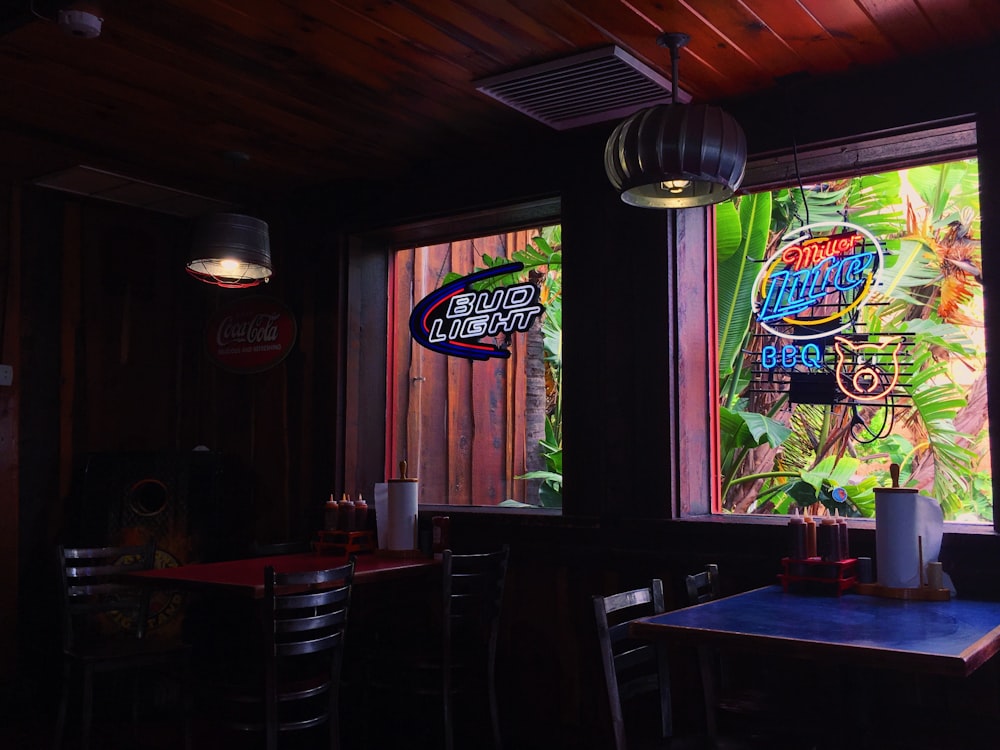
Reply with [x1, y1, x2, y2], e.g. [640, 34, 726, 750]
[717, 192, 771, 380]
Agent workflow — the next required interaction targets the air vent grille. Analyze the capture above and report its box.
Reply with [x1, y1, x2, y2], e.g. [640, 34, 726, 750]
[475, 46, 687, 131]
[33, 165, 234, 217]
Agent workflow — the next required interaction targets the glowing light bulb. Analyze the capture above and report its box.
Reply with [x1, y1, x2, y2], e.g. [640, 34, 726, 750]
[219, 258, 241, 272]
[661, 178, 690, 193]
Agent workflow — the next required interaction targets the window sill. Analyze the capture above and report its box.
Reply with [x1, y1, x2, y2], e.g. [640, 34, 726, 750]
[672, 513, 997, 535]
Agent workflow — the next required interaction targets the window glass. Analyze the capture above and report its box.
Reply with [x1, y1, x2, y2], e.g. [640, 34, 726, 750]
[719, 158, 989, 523]
[387, 225, 562, 508]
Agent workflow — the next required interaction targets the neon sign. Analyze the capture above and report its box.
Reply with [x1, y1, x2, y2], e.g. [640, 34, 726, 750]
[747, 221, 909, 410]
[833, 335, 903, 402]
[761, 342, 824, 370]
[409, 262, 544, 361]
[752, 222, 883, 340]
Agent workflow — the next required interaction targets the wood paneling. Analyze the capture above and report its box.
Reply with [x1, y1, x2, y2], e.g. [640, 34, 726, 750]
[1, 1, 998, 199]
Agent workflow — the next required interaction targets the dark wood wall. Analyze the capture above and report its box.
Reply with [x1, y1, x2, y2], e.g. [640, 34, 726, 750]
[6, 42, 1000, 749]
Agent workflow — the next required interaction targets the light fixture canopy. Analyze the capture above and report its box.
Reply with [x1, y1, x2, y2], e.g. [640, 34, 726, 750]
[604, 33, 747, 208]
[187, 212, 272, 288]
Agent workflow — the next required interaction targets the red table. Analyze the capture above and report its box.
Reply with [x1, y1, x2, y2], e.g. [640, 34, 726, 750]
[131, 552, 439, 598]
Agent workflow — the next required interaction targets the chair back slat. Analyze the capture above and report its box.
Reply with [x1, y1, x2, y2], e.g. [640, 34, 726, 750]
[57, 544, 156, 649]
[263, 560, 354, 652]
[275, 630, 346, 657]
[443, 548, 509, 638]
[685, 563, 720, 605]
[274, 585, 350, 611]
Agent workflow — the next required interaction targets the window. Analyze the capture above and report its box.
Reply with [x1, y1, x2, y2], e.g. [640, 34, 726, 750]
[344, 197, 562, 513]
[720, 151, 989, 524]
[386, 225, 562, 508]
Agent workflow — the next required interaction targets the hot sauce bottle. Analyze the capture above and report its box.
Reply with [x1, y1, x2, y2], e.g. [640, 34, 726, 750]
[324, 494, 339, 531]
[818, 517, 841, 562]
[803, 510, 817, 558]
[354, 493, 369, 531]
[788, 507, 807, 560]
[338, 493, 355, 531]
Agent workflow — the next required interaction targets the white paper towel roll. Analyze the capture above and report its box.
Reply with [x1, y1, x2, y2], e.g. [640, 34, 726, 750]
[874, 488, 943, 589]
[387, 478, 418, 551]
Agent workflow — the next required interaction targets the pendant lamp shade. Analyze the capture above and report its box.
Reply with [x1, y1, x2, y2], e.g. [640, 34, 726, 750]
[604, 33, 747, 209]
[187, 212, 272, 288]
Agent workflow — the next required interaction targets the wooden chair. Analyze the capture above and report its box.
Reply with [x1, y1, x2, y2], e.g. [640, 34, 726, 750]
[685, 564, 721, 605]
[685, 565, 810, 749]
[53, 544, 192, 750]
[213, 558, 355, 750]
[592, 579, 673, 750]
[364, 545, 510, 750]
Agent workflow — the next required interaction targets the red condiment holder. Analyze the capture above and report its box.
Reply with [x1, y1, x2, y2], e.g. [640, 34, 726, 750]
[778, 557, 857, 596]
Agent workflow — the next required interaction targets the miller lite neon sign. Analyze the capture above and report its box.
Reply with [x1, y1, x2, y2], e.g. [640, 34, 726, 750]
[409, 262, 544, 361]
[752, 222, 884, 340]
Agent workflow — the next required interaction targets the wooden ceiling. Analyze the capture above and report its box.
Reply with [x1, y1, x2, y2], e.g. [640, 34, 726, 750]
[2, 0, 999, 206]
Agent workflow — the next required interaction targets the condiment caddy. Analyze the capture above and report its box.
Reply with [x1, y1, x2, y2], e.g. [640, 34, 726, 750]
[778, 556, 857, 596]
[317, 490, 376, 556]
[780, 507, 855, 595]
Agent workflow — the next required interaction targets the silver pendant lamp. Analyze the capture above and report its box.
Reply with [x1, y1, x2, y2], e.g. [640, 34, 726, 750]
[604, 33, 747, 209]
[187, 151, 273, 288]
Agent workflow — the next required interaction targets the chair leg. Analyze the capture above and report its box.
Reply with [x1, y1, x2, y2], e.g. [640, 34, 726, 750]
[80, 665, 94, 750]
[443, 667, 453, 750]
[696, 646, 720, 744]
[131, 668, 141, 742]
[329, 671, 342, 750]
[52, 661, 72, 750]
[488, 650, 503, 750]
[182, 659, 194, 750]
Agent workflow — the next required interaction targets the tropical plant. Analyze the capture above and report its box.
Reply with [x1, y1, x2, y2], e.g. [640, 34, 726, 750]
[717, 159, 989, 521]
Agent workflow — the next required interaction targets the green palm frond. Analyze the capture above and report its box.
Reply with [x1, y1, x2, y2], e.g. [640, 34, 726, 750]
[717, 192, 771, 381]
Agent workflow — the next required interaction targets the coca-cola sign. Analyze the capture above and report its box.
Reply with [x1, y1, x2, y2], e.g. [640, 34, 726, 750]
[205, 297, 297, 373]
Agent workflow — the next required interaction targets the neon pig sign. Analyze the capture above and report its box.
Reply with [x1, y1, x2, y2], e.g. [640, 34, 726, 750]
[752, 222, 884, 341]
[409, 262, 544, 361]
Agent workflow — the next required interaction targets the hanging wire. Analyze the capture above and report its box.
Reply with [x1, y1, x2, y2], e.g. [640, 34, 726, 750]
[29, 1, 52, 21]
[791, 132, 812, 228]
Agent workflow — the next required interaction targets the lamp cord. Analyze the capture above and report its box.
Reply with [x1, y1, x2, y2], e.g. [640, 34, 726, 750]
[791, 133, 811, 228]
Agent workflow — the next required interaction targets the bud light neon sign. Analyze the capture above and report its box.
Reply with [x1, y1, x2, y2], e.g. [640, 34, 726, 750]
[409, 262, 544, 361]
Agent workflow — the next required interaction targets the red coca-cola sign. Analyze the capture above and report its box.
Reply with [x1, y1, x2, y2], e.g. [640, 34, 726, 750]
[205, 297, 297, 373]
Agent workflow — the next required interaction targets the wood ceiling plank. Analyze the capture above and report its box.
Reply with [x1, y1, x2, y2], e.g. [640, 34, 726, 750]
[742, 0, 858, 72]
[794, 0, 903, 67]
[141, 0, 525, 143]
[550, 0, 715, 100]
[919, 0, 1000, 44]
[854, 0, 944, 53]
[95, 1, 525, 171]
[626, 0, 784, 98]
[0, 32, 393, 176]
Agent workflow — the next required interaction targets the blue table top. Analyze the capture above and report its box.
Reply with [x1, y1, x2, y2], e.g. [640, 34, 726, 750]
[630, 585, 1000, 676]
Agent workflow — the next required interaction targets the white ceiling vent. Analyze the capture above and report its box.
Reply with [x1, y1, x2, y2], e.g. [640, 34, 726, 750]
[475, 46, 689, 131]
[33, 165, 235, 217]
